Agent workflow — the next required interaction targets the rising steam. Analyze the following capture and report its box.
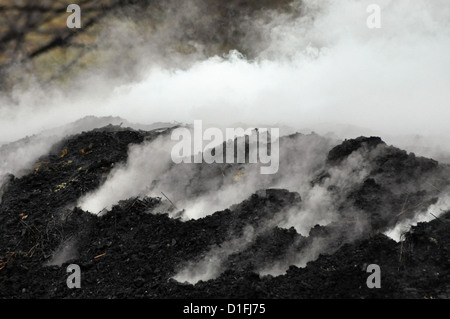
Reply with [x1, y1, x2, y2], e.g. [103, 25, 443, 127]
[1, 0, 449, 283]
[0, 0, 449, 145]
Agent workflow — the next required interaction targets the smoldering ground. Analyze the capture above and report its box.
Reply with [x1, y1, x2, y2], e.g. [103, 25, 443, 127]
[0, 121, 449, 295]
[0, 0, 450, 289]
[76, 129, 450, 282]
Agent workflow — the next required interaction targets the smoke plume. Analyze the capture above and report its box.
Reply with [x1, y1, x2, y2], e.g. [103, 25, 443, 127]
[1, 0, 449, 282]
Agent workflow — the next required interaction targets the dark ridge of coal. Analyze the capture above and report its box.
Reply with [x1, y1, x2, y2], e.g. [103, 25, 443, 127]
[0, 187, 302, 298]
[0, 125, 173, 262]
[0, 127, 449, 299]
[223, 226, 305, 273]
[166, 211, 450, 299]
[327, 136, 385, 164]
[316, 136, 448, 233]
[146, 213, 450, 299]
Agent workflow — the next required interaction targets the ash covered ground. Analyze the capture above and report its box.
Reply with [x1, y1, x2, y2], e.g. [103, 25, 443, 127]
[1, 120, 449, 299]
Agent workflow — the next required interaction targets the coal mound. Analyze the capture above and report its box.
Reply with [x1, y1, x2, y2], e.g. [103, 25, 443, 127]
[1, 124, 449, 299]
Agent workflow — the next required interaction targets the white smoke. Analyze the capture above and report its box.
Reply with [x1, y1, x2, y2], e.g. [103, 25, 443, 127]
[78, 134, 176, 214]
[278, 148, 372, 235]
[0, 116, 136, 199]
[174, 226, 256, 284]
[1, 0, 450, 282]
[0, 0, 448, 145]
[384, 189, 450, 242]
[45, 238, 78, 267]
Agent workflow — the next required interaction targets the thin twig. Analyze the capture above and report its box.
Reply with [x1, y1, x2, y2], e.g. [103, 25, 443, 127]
[396, 201, 426, 217]
[429, 212, 444, 223]
[161, 191, 178, 210]
[426, 182, 441, 192]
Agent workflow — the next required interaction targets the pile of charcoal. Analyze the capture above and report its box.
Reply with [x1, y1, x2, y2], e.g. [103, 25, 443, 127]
[0, 124, 449, 299]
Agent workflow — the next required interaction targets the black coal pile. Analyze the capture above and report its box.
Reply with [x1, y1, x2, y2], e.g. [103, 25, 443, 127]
[0, 125, 449, 299]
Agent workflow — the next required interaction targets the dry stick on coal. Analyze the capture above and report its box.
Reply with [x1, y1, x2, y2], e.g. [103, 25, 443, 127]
[0, 252, 15, 270]
[394, 194, 410, 225]
[426, 182, 441, 192]
[397, 180, 444, 218]
[131, 198, 147, 208]
[161, 191, 178, 210]
[396, 200, 426, 217]
[401, 195, 409, 213]
[429, 212, 445, 224]
[20, 220, 44, 258]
